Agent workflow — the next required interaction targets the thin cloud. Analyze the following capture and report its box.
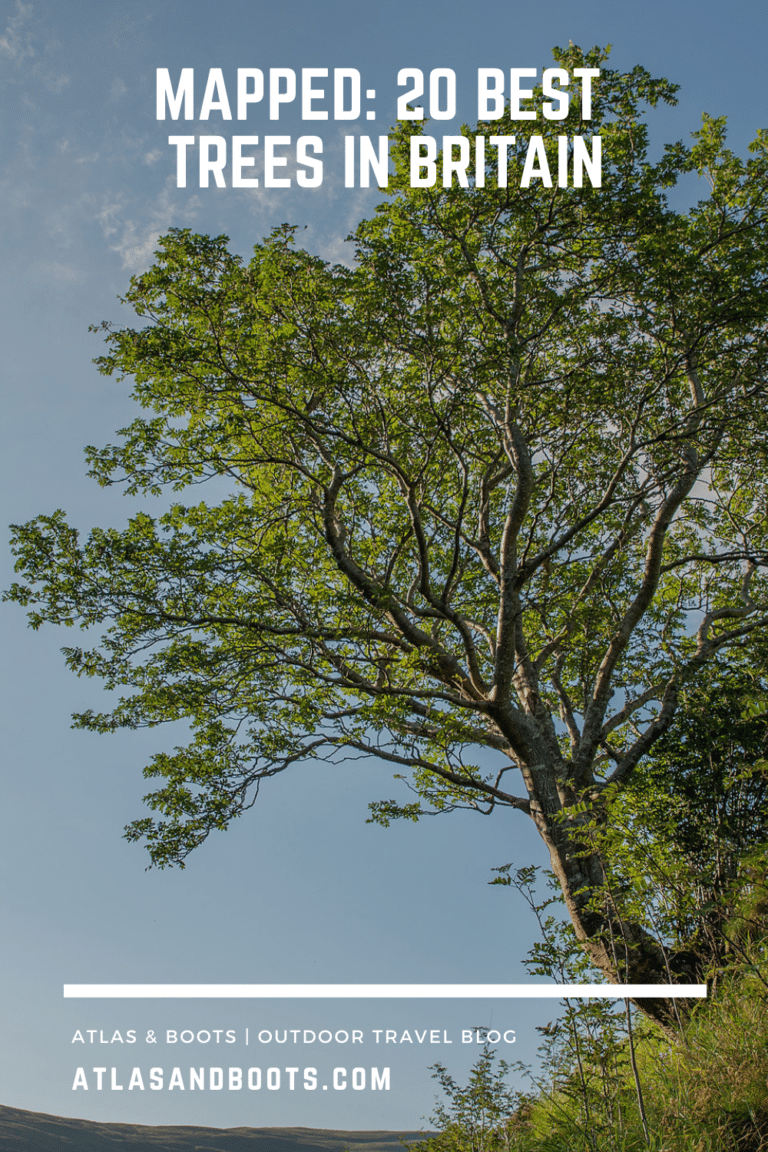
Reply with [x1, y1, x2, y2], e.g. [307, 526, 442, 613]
[98, 178, 201, 271]
[0, 2, 69, 91]
[0, 1, 34, 64]
[28, 258, 83, 284]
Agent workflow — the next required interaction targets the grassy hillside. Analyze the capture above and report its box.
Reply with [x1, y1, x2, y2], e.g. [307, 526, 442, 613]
[0, 1110, 427, 1152]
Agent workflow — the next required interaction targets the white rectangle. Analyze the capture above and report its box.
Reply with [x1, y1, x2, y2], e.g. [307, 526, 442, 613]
[63, 983, 707, 999]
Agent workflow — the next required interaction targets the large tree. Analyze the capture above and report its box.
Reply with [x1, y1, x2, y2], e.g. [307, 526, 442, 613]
[8, 47, 768, 1026]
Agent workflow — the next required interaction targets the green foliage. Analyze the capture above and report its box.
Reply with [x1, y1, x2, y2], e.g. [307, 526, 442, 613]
[492, 866, 650, 1147]
[521, 964, 768, 1150]
[416, 1048, 529, 1152]
[5, 42, 768, 1003]
[421, 871, 768, 1150]
[420, 662, 768, 1149]
[570, 662, 768, 982]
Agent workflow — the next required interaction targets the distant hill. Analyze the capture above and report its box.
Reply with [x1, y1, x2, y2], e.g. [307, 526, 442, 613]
[0, 1106, 429, 1152]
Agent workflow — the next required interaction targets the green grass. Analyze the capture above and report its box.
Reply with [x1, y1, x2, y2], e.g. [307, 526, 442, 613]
[514, 971, 768, 1151]
[414, 961, 768, 1152]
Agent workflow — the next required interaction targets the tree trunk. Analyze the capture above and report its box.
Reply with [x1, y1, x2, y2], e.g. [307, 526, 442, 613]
[542, 816, 697, 1033]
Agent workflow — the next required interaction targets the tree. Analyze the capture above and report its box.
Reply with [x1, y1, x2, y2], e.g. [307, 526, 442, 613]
[415, 1047, 528, 1152]
[7, 46, 768, 1026]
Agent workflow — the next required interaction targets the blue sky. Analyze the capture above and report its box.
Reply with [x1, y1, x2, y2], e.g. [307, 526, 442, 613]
[0, 0, 765, 1131]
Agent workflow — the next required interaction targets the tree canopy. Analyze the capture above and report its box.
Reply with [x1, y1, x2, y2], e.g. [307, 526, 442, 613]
[7, 45, 768, 1021]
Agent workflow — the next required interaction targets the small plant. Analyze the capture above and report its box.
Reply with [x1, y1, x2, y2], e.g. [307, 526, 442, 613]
[412, 1044, 532, 1152]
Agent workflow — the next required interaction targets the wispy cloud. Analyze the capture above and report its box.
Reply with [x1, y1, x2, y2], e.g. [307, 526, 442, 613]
[0, 2, 69, 91]
[28, 257, 83, 284]
[0, 0, 34, 64]
[97, 178, 201, 271]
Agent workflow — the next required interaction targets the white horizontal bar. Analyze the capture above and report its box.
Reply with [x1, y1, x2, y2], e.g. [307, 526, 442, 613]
[64, 983, 707, 999]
